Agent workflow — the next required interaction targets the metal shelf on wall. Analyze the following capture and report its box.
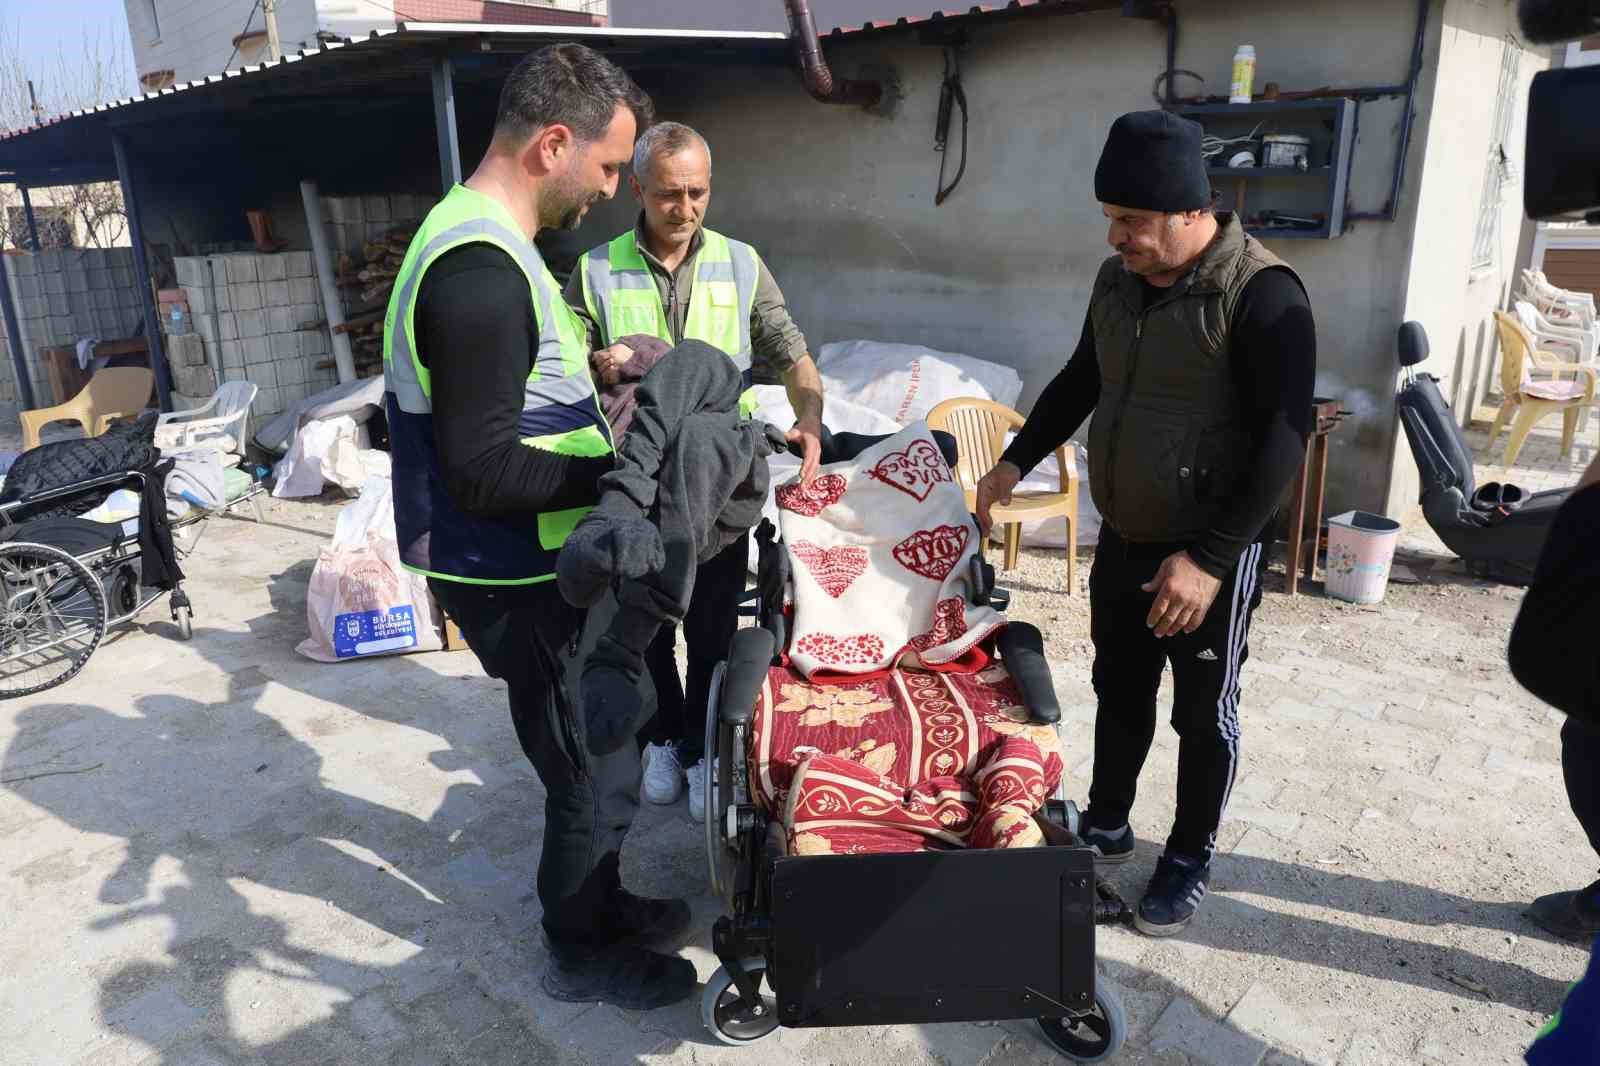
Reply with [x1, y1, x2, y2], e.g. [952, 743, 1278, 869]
[1177, 98, 1356, 240]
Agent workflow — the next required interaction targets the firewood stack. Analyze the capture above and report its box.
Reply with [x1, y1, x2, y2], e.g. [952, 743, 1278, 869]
[338, 228, 414, 378]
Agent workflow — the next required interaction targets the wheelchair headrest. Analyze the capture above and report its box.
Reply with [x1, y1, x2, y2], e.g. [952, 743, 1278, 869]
[1398, 321, 1429, 368]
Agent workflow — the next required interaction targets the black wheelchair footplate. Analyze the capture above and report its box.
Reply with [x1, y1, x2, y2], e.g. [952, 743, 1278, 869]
[754, 845, 1099, 1029]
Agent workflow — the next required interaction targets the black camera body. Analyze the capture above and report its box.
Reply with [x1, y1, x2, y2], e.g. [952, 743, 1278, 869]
[1520, 0, 1600, 220]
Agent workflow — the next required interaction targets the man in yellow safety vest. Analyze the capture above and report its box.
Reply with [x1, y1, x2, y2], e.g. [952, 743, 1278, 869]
[384, 44, 696, 1012]
[564, 120, 824, 822]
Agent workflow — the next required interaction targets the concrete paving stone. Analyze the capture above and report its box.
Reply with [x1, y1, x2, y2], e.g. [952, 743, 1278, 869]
[131, 1035, 250, 1066]
[1224, 982, 1342, 1066]
[1266, 698, 1338, 727]
[1313, 689, 1385, 719]
[550, 1004, 675, 1064]
[1482, 748, 1549, 780]
[1381, 700, 1454, 731]
[1227, 802, 1303, 840]
[1148, 996, 1268, 1066]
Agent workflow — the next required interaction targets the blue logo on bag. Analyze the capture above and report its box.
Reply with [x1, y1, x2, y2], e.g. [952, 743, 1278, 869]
[332, 605, 418, 658]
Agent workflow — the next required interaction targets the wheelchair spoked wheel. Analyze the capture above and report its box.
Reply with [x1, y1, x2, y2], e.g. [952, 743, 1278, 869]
[1036, 979, 1127, 1063]
[0, 542, 109, 699]
[701, 958, 779, 1046]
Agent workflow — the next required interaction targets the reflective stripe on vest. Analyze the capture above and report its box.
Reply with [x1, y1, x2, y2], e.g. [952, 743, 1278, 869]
[383, 184, 612, 584]
[579, 228, 761, 416]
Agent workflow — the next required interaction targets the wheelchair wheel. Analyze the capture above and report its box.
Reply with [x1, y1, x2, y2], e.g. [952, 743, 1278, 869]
[174, 605, 193, 641]
[0, 542, 109, 699]
[1037, 978, 1127, 1063]
[702, 958, 779, 1046]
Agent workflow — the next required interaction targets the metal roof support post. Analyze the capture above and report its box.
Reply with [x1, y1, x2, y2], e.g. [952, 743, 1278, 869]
[432, 55, 463, 195]
[18, 186, 39, 251]
[111, 132, 173, 413]
[0, 231, 37, 411]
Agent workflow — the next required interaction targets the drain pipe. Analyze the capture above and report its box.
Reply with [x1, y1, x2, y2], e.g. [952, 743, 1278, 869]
[783, 0, 883, 107]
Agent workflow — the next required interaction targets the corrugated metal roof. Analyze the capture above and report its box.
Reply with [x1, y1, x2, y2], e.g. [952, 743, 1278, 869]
[0, 21, 787, 146]
[826, 0, 1122, 39]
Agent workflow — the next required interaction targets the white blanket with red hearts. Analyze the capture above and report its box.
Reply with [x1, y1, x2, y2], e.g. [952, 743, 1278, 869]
[776, 423, 1005, 679]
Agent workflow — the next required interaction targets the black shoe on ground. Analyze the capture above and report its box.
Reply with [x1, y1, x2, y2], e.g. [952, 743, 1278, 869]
[1080, 820, 1135, 865]
[1527, 879, 1600, 943]
[1135, 853, 1210, 937]
[540, 943, 697, 1011]
[611, 889, 692, 949]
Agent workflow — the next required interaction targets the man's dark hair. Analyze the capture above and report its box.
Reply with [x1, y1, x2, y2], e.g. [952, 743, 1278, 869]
[494, 43, 654, 144]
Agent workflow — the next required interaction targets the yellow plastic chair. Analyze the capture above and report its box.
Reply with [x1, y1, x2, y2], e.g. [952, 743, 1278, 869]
[19, 367, 155, 451]
[927, 396, 1079, 593]
[1487, 311, 1595, 466]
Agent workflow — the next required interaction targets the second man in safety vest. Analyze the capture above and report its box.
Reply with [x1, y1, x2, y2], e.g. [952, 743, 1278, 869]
[564, 120, 824, 820]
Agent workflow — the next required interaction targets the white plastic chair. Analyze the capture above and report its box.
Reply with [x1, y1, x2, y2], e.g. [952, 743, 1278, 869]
[155, 381, 257, 461]
[1513, 300, 1597, 364]
[1520, 269, 1597, 329]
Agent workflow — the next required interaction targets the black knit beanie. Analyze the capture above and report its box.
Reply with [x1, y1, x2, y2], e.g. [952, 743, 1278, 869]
[1094, 110, 1212, 213]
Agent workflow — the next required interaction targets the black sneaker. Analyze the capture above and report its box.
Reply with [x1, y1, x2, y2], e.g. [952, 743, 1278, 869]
[1527, 879, 1600, 943]
[1081, 821, 1135, 865]
[540, 943, 697, 1011]
[1134, 853, 1210, 937]
[611, 889, 692, 949]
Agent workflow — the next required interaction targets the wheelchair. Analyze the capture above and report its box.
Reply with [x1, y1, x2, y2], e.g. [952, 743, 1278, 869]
[699, 429, 1132, 1062]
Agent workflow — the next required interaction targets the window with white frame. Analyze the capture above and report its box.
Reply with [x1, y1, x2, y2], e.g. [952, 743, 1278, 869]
[1470, 40, 1521, 271]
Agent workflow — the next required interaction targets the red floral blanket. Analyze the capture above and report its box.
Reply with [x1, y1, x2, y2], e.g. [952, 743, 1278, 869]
[749, 661, 1065, 854]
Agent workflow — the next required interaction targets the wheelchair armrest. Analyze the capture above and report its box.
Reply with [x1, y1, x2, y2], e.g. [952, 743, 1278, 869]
[719, 627, 777, 727]
[995, 622, 1059, 725]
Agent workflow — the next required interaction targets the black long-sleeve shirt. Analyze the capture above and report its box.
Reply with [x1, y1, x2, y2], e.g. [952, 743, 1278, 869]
[1508, 482, 1600, 721]
[415, 244, 612, 519]
[1001, 267, 1317, 577]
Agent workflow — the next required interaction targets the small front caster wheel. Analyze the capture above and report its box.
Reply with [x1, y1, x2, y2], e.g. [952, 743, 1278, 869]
[174, 604, 193, 641]
[702, 958, 779, 1046]
[1037, 978, 1127, 1063]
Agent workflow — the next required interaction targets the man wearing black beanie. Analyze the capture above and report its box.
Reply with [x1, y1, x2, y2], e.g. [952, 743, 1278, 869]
[976, 110, 1317, 936]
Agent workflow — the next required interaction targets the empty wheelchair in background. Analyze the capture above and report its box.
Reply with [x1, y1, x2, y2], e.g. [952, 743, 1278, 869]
[699, 428, 1132, 1063]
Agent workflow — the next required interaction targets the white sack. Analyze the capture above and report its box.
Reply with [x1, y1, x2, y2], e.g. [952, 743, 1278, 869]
[813, 340, 1024, 426]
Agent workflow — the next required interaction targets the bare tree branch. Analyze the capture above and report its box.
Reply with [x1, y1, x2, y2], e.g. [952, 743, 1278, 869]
[0, 16, 136, 250]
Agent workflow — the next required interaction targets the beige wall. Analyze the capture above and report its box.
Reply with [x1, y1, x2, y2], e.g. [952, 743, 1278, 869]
[1391, 0, 1548, 514]
[570, 0, 1442, 516]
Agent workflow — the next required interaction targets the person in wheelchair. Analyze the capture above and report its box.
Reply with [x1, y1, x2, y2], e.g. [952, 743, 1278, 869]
[975, 110, 1317, 936]
[697, 423, 1131, 1060]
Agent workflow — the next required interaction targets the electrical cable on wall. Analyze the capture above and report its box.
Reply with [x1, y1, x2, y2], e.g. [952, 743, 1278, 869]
[223, 0, 265, 71]
[934, 46, 968, 206]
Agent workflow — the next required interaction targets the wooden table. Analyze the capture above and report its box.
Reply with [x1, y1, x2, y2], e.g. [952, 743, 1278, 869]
[43, 338, 151, 405]
[1282, 398, 1348, 596]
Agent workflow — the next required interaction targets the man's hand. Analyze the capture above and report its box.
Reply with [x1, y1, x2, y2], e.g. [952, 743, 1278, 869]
[787, 414, 824, 485]
[975, 461, 1023, 538]
[588, 342, 634, 387]
[1143, 551, 1223, 638]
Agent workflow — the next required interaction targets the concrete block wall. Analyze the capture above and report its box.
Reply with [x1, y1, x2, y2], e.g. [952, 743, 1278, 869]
[172, 250, 334, 419]
[323, 194, 426, 263]
[0, 247, 145, 408]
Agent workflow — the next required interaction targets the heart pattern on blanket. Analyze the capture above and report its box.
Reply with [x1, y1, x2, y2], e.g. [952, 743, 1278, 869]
[893, 524, 970, 581]
[867, 439, 954, 502]
[908, 597, 970, 653]
[790, 541, 869, 599]
[776, 474, 848, 517]
[795, 632, 886, 665]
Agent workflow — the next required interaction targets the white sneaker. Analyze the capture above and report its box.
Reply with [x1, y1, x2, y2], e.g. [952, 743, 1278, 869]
[687, 758, 717, 822]
[641, 743, 685, 805]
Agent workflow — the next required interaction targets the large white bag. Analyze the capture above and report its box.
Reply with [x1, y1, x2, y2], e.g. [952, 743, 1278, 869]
[272, 415, 391, 499]
[813, 340, 1024, 426]
[296, 476, 442, 662]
